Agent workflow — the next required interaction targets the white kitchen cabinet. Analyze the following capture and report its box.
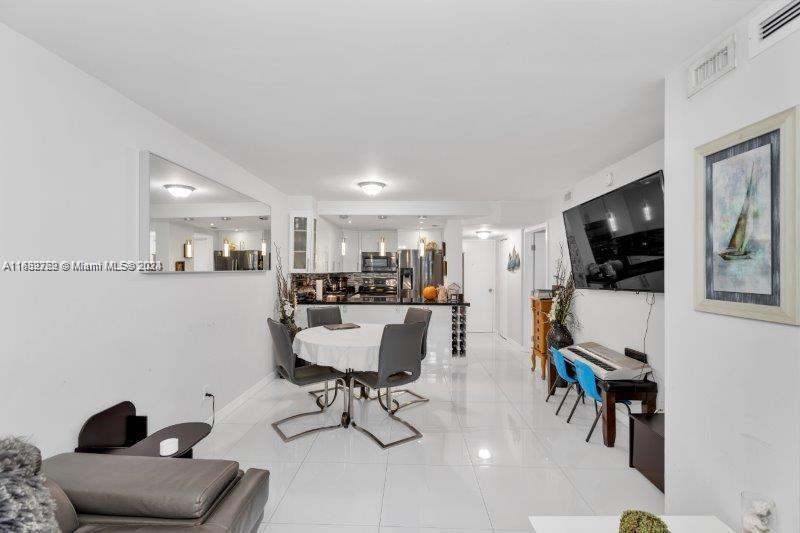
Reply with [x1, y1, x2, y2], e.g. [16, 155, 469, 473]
[360, 230, 398, 254]
[341, 229, 360, 272]
[397, 229, 443, 250]
[359, 231, 381, 253]
[288, 211, 315, 272]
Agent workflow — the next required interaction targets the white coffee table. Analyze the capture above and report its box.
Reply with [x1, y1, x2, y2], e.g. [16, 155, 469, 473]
[529, 515, 733, 532]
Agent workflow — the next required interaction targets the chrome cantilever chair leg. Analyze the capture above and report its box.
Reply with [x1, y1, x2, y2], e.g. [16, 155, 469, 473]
[273, 379, 345, 443]
[307, 381, 345, 407]
[375, 388, 428, 412]
[352, 386, 422, 449]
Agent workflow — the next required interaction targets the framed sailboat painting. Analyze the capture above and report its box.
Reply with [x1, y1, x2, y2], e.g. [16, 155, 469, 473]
[694, 107, 799, 325]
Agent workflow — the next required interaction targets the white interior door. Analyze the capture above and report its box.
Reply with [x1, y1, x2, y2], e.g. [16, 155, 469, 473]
[463, 239, 495, 332]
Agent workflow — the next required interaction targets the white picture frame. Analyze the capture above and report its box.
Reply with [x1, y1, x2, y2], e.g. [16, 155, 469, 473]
[694, 107, 799, 325]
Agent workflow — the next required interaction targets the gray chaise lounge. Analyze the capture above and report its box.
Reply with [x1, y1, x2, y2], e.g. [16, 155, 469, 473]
[43, 452, 269, 532]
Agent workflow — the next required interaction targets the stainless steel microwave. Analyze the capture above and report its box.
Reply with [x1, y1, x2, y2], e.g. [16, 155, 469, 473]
[361, 252, 397, 272]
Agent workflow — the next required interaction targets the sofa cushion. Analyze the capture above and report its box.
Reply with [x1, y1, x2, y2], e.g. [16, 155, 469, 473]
[42, 453, 239, 520]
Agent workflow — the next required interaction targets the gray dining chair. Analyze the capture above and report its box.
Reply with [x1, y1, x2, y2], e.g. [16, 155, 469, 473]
[267, 318, 346, 442]
[351, 322, 426, 449]
[375, 308, 432, 411]
[305, 306, 345, 401]
[307, 306, 342, 328]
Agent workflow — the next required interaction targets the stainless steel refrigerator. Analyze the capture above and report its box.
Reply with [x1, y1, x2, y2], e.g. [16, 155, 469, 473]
[397, 249, 420, 301]
[421, 250, 444, 288]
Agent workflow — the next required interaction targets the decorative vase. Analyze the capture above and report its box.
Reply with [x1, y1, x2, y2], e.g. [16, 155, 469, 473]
[547, 323, 573, 388]
[547, 323, 573, 350]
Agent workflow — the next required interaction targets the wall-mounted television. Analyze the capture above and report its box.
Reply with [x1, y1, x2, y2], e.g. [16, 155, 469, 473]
[562, 171, 664, 292]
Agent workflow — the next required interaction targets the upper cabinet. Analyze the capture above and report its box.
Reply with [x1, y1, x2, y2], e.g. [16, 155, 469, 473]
[289, 211, 315, 272]
[360, 230, 398, 254]
[341, 229, 360, 272]
[397, 229, 443, 250]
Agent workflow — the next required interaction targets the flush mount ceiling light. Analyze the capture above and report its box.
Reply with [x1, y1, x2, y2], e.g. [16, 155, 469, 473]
[184, 217, 194, 221]
[163, 184, 195, 198]
[358, 181, 385, 196]
[476, 230, 492, 239]
[378, 215, 387, 220]
[221, 217, 231, 221]
[209, 222, 216, 227]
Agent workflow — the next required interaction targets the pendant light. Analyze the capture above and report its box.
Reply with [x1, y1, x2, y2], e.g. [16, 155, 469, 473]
[607, 212, 618, 232]
[642, 202, 652, 221]
[341, 235, 347, 256]
[223, 239, 231, 258]
[261, 239, 268, 256]
[183, 240, 193, 258]
[379, 236, 386, 256]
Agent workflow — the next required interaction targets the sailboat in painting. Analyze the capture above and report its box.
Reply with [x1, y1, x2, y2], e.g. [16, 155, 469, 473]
[719, 162, 757, 261]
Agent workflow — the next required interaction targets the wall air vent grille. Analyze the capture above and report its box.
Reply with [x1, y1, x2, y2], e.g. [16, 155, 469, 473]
[749, 0, 800, 57]
[687, 34, 735, 97]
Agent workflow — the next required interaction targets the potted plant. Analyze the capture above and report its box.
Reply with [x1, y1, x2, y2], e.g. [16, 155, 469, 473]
[273, 244, 300, 340]
[547, 244, 578, 350]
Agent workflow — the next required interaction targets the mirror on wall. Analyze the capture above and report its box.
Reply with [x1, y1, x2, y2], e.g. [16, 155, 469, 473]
[142, 152, 271, 273]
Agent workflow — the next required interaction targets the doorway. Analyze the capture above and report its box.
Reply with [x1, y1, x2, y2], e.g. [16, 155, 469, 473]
[523, 224, 548, 352]
[463, 239, 495, 332]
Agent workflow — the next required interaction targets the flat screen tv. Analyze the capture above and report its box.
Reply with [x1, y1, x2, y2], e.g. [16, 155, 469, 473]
[562, 171, 664, 292]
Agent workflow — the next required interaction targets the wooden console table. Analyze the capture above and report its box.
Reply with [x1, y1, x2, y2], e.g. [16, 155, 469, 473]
[530, 297, 552, 378]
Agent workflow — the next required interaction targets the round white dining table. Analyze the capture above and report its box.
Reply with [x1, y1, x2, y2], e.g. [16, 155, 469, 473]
[293, 323, 384, 372]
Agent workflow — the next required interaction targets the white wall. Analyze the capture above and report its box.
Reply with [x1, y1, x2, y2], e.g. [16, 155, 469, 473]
[664, 14, 800, 530]
[0, 24, 288, 458]
[540, 141, 666, 406]
[443, 219, 463, 288]
[496, 230, 524, 346]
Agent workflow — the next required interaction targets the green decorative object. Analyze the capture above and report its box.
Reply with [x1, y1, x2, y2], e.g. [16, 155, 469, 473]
[619, 510, 669, 533]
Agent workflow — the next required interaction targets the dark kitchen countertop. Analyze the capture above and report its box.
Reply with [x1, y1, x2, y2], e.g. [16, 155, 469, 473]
[296, 297, 469, 306]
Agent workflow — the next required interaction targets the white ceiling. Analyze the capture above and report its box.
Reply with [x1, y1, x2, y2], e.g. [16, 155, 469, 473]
[1, 0, 761, 201]
[322, 214, 447, 230]
[149, 153, 255, 204]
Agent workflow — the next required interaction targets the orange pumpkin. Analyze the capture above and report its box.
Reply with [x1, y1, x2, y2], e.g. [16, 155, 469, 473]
[422, 285, 438, 301]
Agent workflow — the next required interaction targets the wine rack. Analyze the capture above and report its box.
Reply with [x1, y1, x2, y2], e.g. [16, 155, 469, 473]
[451, 304, 467, 356]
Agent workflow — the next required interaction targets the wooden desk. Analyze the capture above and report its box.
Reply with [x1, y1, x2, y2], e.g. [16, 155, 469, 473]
[598, 379, 658, 447]
[530, 297, 552, 379]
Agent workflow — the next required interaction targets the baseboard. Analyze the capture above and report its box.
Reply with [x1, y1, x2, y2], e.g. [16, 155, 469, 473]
[205, 370, 277, 424]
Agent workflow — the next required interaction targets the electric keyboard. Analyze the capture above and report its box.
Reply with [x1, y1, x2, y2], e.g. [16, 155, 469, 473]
[561, 342, 651, 381]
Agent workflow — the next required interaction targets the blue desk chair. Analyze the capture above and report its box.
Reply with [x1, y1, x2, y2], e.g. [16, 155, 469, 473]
[547, 347, 579, 416]
[573, 360, 631, 443]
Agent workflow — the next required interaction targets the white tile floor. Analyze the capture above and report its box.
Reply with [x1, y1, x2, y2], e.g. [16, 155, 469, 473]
[194, 333, 663, 532]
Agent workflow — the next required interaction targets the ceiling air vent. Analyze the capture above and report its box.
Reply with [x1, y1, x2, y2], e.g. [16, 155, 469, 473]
[749, 0, 800, 58]
[687, 34, 736, 97]
[563, 190, 572, 202]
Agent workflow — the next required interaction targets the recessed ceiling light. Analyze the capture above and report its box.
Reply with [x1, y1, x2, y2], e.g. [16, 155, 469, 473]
[234, 228, 239, 232]
[478, 448, 492, 460]
[348, 220, 352, 224]
[221, 217, 231, 221]
[209, 223, 216, 227]
[184, 217, 194, 221]
[163, 184, 195, 198]
[259, 216, 270, 220]
[358, 181, 385, 196]
[418, 215, 427, 220]
[378, 215, 387, 220]
[476, 230, 492, 239]
[339, 215, 350, 220]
